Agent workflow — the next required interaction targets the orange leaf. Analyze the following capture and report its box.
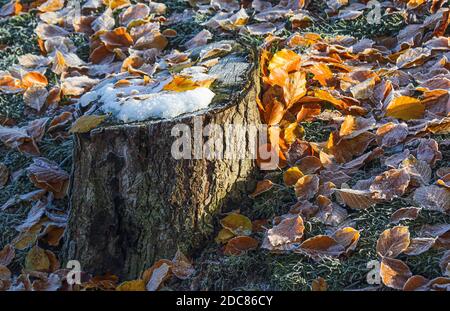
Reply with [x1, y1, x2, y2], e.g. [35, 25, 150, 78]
[385, 96, 425, 120]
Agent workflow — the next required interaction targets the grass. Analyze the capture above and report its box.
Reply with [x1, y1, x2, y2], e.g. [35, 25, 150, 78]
[0, 12, 39, 121]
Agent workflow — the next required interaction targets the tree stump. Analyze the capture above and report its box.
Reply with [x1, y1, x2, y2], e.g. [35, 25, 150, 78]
[63, 43, 262, 279]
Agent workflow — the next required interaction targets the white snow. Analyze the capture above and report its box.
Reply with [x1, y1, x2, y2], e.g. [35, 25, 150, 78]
[79, 78, 215, 122]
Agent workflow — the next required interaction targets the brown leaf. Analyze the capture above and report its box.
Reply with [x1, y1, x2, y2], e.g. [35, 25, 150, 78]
[416, 139, 442, 167]
[403, 275, 429, 291]
[376, 122, 408, 148]
[331, 227, 360, 253]
[413, 185, 450, 213]
[262, 215, 304, 250]
[250, 179, 273, 198]
[404, 238, 436, 256]
[146, 262, 171, 291]
[370, 168, 410, 201]
[224, 236, 259, 256]
[380, 257, 412, 290]
[390, 207, 421, 224]
[171, 250, 195, 280]
[296, 156, 322, 175]
[283, 167, 303, 186]
[23, 86, 48, 112]
[294, 174, 319, 200]
[298, 235, 345, 259]
[334, 188, 377, 210]
[376, 225, 410, 258]
[27, 158, 69, 199]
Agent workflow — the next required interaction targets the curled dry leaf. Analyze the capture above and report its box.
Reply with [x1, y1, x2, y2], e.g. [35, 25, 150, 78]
[437, 173, 450, 189]
[376, 225, 410, 258]
[250, 179, 273, 198]
[339, 115, 376, 139]
[326, 131, 375, 164]
[262, 215, 304, 250]
[370, 168, 410, 201]
[224, 236, 259, 256]
[27, 158, 69, 199]
[294, 174, 319, 200]
[380, 257, 412, 290]
[331, 227, 360, 253]
[416, 139, 442, 167]
[390, 207, 421, 224]
[413, 185, 450, 213]
[220, 213, 252, 236]
[400, 155, 431, 186]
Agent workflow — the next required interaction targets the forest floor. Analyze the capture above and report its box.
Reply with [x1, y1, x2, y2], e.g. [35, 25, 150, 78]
[0, 0, 449, 291]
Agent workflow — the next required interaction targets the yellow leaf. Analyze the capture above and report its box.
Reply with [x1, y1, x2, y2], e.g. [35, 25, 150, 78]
[283, 167, 304, 186]
[268, 49, 301, 73]
[163, 76, 201, 92]
[25, 246, 50, 272]
[116, 279, 146, 291]
[386, 96, 425, 120]
[220, 213, 252, 236]
[69, 115, 107, 133]
[215, 228, 235, 244]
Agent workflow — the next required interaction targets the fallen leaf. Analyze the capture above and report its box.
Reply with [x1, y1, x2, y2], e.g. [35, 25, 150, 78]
[376, 226, 410, 258]
[220, 213, 252, 236]
[390, 207, 421, 224]
[116, 279, 146, 291]
[380, 257, 412, 290]
[283, 166, 303, 186]
[172, 250, 195, 280]
[334, 188, 377, 209]
[413, 185, 450, 213]
[25, 246, 50, 272]
[69, 115, 107, 134]
[294, 174, 319, 200]
[224, 236, 259, 256]
[262, 215, 304, 250]
[385, 96, 424, 121]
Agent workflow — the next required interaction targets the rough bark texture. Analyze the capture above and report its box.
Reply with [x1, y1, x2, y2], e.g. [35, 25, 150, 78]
[63, 46, 261, 279]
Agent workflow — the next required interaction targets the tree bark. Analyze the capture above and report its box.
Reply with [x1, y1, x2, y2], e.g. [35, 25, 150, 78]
[63, 45, 261, 279]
